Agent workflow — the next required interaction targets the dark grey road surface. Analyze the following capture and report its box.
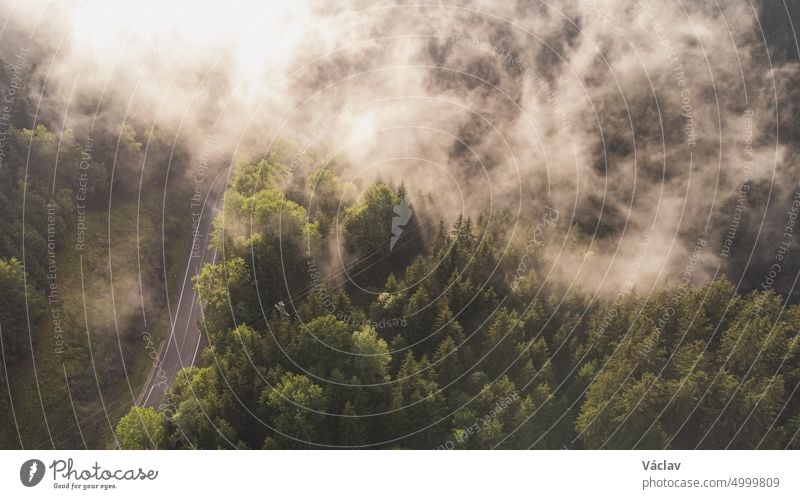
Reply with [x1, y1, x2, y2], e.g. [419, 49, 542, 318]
[138, 166, 228, 408]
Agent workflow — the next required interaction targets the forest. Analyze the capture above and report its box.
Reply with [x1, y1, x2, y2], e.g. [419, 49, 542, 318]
[0, 67, 196, 448]
[108, 150, 800, 449]
[0, 0, 798, 451]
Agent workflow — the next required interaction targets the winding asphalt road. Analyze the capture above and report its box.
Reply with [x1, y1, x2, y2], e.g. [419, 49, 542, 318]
[137, 165, 229, 408]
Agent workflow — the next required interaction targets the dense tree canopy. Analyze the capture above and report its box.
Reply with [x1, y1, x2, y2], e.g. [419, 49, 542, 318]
[115, 407, 167, 450]
[0, 258, 42, 362]
[113, 155, 800, 450]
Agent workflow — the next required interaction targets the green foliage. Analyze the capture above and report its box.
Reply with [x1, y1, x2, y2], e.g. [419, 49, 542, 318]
[343, 182, 399, 259]
[261, 373, 328, 448]
[112, 165, 800, 450]
[115, 407, 167, 450]
[0, 258, 42, 361]
[194, 257, 256, 337]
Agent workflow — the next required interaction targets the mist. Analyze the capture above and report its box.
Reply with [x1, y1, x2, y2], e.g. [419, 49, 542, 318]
[2, 0, 798, 299]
